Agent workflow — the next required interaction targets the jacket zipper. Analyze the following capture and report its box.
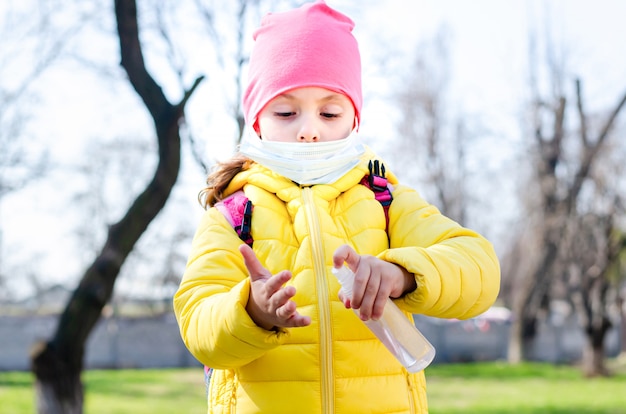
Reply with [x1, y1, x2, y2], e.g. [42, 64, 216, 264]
[302, 186, 334, 413]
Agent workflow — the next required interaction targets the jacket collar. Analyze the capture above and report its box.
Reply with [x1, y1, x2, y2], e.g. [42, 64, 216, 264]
[223, 146, 394, 203]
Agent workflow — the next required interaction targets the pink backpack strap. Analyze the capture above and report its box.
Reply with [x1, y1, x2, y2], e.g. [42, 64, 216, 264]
[214, 190, 253, 246]
[205, 191, 254, 386]
[360, 160, 393, 232]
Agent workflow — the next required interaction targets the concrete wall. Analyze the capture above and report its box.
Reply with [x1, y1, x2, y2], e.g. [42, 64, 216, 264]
[0, 312, 620, 371]
[0, 314, 199, 371]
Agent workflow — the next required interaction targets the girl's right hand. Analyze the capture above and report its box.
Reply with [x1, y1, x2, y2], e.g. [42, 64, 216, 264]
[239, 244, 311, 330]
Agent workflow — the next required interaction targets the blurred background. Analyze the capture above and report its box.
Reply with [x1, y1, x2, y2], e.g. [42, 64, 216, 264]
[1, 0, 626, 410]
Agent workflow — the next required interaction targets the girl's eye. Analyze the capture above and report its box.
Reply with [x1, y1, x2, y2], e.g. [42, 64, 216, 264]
[321, 112, 340, 119]
[274, 112, 295, 117]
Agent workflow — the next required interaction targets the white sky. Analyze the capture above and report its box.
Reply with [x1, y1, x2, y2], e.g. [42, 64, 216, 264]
[2, 0, 626, 299]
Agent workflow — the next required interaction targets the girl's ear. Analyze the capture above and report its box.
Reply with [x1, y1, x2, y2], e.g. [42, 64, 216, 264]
[353, 116, 359, 132]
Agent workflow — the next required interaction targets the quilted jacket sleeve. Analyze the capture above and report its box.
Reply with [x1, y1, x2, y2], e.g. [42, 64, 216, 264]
[377, 184, 501, 320]
[173, 208, 289, 368]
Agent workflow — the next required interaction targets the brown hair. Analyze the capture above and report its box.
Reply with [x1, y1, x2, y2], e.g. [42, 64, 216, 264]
[198, 154, 253, 209]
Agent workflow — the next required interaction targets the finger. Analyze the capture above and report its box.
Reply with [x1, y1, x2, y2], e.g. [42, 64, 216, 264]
[292, 315, 312, 327]
[265, 270, 292, 289]
[332, 244, 359, 270]
[279, 306, 312, 328]
[356, 273, 380, 320]
[267, 281, 296, 306]
[271, 286, 312, 328]
[370, 293, 387, 321]
[276, 299, 297, 320]
[350, 260, 371, 310]
[285, 313, 312, 328]
[338, 290, 352, 308]
[239, 244, 271, 282]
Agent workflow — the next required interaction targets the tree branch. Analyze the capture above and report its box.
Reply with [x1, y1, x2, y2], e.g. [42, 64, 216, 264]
[597, 90, 626, 146]
[178, 75, 205, 111]
[115, 0, 171, 122]
[576, 78, 589, 147]
[569, 87, 626, 212]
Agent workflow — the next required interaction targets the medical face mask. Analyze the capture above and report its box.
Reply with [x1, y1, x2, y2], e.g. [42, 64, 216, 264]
[239, 129, 366, 185]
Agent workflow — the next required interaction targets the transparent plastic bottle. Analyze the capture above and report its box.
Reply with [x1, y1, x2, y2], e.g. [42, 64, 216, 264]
[332, 266, 436, 373]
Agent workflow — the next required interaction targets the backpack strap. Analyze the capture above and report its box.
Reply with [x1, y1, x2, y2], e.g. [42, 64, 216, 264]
[360, 160, 393, 232]
[205, 191, 254, 389]
[214, 190, 254, 247]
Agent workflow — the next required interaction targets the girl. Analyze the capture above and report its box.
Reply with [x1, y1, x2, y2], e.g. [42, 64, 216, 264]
[174, 1, 500, 413]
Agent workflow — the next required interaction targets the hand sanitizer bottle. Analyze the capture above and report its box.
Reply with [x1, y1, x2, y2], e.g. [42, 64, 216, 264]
[332, 266, 436, 373]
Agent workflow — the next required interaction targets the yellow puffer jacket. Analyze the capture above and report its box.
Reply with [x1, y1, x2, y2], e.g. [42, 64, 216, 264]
[174, 148, 500, 414]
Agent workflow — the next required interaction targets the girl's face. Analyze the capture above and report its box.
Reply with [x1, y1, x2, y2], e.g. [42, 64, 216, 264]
[257, 87, 356, 142]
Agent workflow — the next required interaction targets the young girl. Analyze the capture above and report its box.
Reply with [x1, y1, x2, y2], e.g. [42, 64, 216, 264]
[174, 1, 500, 413]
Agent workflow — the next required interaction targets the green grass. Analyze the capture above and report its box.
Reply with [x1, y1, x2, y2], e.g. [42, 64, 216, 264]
[425, 360, 626, 413]
[0, 368, 207, 414]
[1, 361, 625, 413]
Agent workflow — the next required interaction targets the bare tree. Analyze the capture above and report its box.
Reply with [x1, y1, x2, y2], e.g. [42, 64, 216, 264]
[29, 0, 203, 411]
[184, 0, 279, 175]
[0, 0, 93, 196]
[565, 113, 626, 375]
[618, 254, 626, 358]
[0, 1, 72, 296]
[194, 0, 256, 143]
[393, 29, 469, 223]
[507, 63, 626, 363]
[567, 211, 625, 376]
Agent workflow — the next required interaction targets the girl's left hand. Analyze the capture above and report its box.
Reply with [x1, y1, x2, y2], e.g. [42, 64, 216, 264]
[332, 244, 416, 321]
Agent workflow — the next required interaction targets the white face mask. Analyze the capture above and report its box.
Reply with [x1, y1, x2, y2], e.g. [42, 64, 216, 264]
[239, 129, 366, 185]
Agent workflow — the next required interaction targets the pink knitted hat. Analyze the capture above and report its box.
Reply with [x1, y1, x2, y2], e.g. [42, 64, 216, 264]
[243, 0, 362, 129]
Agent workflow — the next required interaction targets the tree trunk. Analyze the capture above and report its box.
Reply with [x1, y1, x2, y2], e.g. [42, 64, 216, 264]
[581, 335, 610, 377]
[507, 318, 524, 363]
[619, 295, 626, 357]
[29, 1, 203, 412]
[31, 341, 83, 414]
[579, 310, 612, 377]
[508, 233, 559, 363]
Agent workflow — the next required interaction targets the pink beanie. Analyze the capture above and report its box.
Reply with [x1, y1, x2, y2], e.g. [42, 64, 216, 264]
[243, 0, 362, 129]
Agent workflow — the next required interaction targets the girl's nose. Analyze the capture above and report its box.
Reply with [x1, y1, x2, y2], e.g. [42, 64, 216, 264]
[298, 118, 320, 142]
